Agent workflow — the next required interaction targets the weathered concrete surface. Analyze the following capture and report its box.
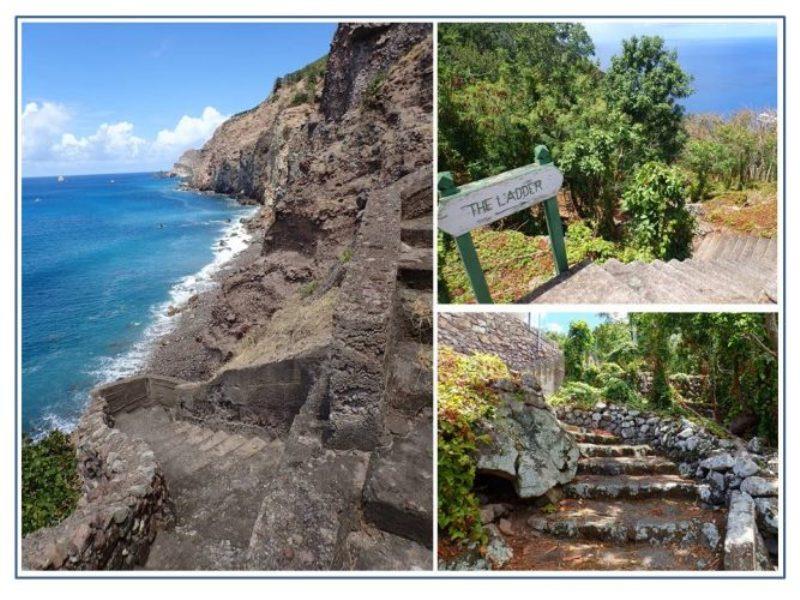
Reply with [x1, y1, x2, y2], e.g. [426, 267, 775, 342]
[724, 491, 772, 571]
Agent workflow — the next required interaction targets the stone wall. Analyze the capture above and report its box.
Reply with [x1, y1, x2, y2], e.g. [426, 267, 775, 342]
[438, 312, 565, 396]
[325, 171, 425, 450]
[557, 402, 779, 567]
[21, 384, 170, 570]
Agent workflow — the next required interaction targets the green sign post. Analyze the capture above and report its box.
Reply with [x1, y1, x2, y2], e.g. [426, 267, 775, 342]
[437, 145, 568, 304]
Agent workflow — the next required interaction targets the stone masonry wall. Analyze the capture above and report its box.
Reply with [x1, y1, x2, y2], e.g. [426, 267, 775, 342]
[557, 402, 779, 565]
[324, 172, 417, 450]
[438, 312, 565, 396]
[21, 382, 171, 570]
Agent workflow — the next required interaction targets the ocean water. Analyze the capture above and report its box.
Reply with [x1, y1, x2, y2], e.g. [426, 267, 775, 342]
[21, 172, 257, 435]
[594, 36, 778, 114]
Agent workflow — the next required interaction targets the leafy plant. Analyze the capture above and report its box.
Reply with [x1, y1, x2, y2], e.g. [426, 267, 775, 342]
[362, 71, 388, 109]
[549, 381, 602, 409]
[22, 430, 80, 535]
[564, 320, 593, 380]
[438, 347, 511, 545]
[622, 161, 694, 261]
[290, 91, 310, 107]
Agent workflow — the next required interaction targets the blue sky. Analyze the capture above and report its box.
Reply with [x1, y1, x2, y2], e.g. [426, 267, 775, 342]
[581, 20, 778, 114]
[530, 312, 626, 336]
[21, 22, 336, 176]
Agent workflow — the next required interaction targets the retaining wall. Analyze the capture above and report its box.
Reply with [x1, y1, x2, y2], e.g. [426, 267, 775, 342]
[438, 312, 565, 396]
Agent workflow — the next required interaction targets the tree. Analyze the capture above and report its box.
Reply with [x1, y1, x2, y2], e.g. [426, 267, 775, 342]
[564, 320, 594, 380]
[622, 161, 695, 260]
[604, 36, 693, 163]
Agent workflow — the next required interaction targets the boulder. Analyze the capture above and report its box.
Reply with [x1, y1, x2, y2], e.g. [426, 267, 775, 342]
[740, 476, 778, 497]
[732, 456, 759, 478]
[476, 392, 579, 499]
[699, 453, 735, 471]
[724, 491, 772, 571]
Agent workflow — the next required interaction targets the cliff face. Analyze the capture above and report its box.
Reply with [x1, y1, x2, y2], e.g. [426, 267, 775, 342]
[154, 23, 432, 380]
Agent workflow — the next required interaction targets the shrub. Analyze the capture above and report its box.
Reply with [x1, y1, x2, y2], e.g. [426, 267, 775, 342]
[362, 71, 388, 109]
[549, 381, 602, 409]
[601, 376, 640, 406]
[438, 347, 511, 545]
[564, 320, 593, 380]
[22, 430, 80, 535]
[622, 161, 695, 261]
[290, 91, 309, 107]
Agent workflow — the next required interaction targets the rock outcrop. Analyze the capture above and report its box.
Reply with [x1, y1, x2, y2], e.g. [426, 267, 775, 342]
[168, 149, 201, 179]
[476, 376, 579, 498]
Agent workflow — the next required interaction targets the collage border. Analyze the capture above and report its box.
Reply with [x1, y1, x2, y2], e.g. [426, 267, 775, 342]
[13, 13, 787, 580]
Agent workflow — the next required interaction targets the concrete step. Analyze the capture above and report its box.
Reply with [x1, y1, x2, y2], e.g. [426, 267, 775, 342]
[526, 498, 721, 545]
[578, 443, 651, 458]
[578, 456, 679, 476]
[531, 263, 646, 304]
[668, 259, 755, 302]
[659, 260, 740, 303]
[600, 260, 685, 303]
[362, 413, 433, 547]
[400, 215, 433, 248]
[563, 474, 699, 501]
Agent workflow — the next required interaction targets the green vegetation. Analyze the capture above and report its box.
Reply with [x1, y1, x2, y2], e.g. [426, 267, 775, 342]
[278, 55, 328, 107]
[362, 70, 388, 109]
[549, 313, 778, 443]
[290, 91, 310, 107]
[22, 430, 80, 535]
[437, 23, 777, 303]
[299, 280, 318, 298]
[437, 347, 512, 544]
[339, 247, 353, 263]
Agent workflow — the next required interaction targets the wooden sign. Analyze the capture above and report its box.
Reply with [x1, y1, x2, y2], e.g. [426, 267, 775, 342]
[437, 163, 563, 237]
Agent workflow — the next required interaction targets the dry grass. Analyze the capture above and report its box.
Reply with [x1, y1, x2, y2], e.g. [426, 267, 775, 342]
[702, 184, 777, 238]
[229, 288, 338, 368]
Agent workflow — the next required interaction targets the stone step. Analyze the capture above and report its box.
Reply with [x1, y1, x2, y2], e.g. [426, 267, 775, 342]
[400, 215, 433, 248]
[362, 412, 433, 547]
[397, 287, 432, 344]
[658, 260, 739, 303]
[578, 456, 679, 476]
[526, 498, 721, 546]
[563, 474, 699, 500]
[343, 527, 433, 571]
[386, 341, 432, 416]
[398, 245, 432, 290]
[578, 443, 651, 458]
[564, 427, 619, 445]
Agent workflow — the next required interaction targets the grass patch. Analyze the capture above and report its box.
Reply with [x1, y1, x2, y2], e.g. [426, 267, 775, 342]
[703, 183, 777, 238]
[362, 71, 388, 109]
[438, 221, 652, 304]
[339, 248, 353, 263]
[22, 430, 80, 535]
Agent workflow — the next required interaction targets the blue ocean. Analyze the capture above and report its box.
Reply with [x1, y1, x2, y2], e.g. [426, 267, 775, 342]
[594, 36, 778, 114]
[22, 172, 256, 435]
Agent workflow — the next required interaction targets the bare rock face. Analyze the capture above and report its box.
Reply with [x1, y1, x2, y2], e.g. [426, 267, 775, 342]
[476, 375, 580, 499]
[148, 23, 432, 381]
[169, 149, 201, 179]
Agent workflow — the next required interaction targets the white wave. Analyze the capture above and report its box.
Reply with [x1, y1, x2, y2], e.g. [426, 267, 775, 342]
[90, 205, 259, 385]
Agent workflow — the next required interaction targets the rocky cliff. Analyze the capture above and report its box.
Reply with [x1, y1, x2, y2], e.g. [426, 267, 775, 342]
[154, 23, 432, 380]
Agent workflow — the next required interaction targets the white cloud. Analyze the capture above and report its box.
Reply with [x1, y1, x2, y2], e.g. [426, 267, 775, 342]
[53, 121, 147, 162]
[21, 101, 70, 160]
[547, 323, 564, 333]
[22, 101, 227, 174]
[152, 106, 227, 156]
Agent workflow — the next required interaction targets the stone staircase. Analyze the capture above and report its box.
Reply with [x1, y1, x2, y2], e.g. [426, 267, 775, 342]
[343, 189, 434, 569]
[501, 425, 726, 571]
[113, 406, 284, 570]
[528, 233, 777, 304]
